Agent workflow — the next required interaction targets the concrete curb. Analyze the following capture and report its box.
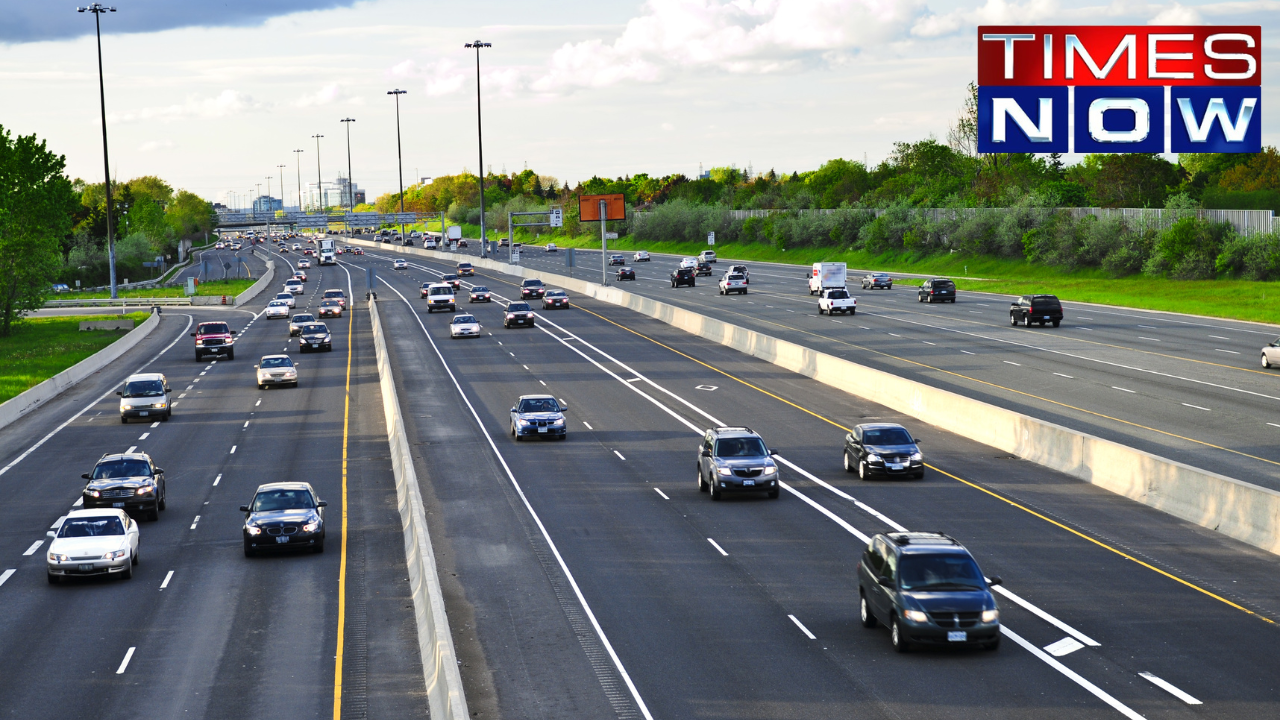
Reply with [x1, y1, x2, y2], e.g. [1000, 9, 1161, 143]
[353, 237, 1280, 556]
[234, 256, 276, 306]
[367, 298, 469, 720]
[0, 311, 161, 433]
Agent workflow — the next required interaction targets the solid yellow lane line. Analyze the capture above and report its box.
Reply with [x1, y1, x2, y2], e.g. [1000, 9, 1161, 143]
[332, 300, 354, 719]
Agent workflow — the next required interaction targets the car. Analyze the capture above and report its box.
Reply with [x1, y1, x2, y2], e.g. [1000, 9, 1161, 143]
[117, 373, 171, 423]
[318, 299, 343, 318]
[918, 278, 956, 303]
[419, 282, 433, 299]
[256, 354, 298, 389]
[241, 482, 327, 556]
[862, 272, 893, 290]
[456, 262, 475, 277]
[608, 254, 626, 266]
[679, 257, 697, 269]
[670, 267, 696, 288]
[843, 423, 923, 479]
[322, 289, 347, 308]
[504, 302, 536, 328]
[410, 230, 421, 238]
[274, 292, 297, 308]
[424, 283, 456, 313]
[278, 246, 288, 253]
[353, 248, 364, 255]
[441, 274, 462, 290]
[699, 250, 717, 263]
[1010, 294, 1063, 327]
[298, 323, 332, 352]
[718, 273, 747, 295]
[292, 243, 302, 251]
[510, 395, 568, 440]
[215, 241, 225, 249]
[1263, 338, 1280, 368]
[289, 313, 316, 336]
[520, 278, 546, 299]
[303, 248, 314, 256]
[80, 451, 166, 520]
[284, 279, 304, 295]
[51, 283, 71, 293]
[695, 260, 713, 277]
[293, 270, 308, 282]
[696, 426, 779, 500]
[192, 321, 237, 360]
[449, 314, 481, 338]
[46, 509, 140, 583]
[469, 286, 492, 303]
[616, 266, 635, 281]
[818, 288, 856, 315]
[542, 289, 570, 309]
[633, 250, 650, 262]
[728, 264, 748, 283]
[393, 259, 408, 270]
[458, 239, 468, 248]
[265, 300, 291, 319]
[298, 259, 311, 269]
[545, 243, 558, 252]
[498, 238, 509, 247]
[857, 532, 1001, 652]
[424, 238, 439, 249]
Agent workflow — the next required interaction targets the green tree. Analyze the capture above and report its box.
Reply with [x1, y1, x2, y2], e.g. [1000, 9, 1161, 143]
[0, 126, 78, 335]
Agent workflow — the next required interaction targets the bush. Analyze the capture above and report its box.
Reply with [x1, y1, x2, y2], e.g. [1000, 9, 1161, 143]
[1216, 231, 1280, 280]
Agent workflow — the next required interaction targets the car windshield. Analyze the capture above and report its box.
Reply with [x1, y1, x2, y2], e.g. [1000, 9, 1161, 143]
[430, 287, 452, 296]
[286, 279, 301, 284]
[324, 291, 344, 298]
[293, 315, 314, 323]
[508, 303, 530, 312]
[269, 301, 287, 307]
[726, 275, 744, 281]
[198, 323, 229, 335]
[522, 280, 543, 287]
[301, 325, 327, 334]
[260, 357, 294, 369]
[276, 294, 291, 299]
[827, 289, 848, 299]
[122, 379, 164, 398]
[547, 291, 565, 297]
[898, 554, 985, 591]
[443, 275, 458, 280]
[873, 273, 889, 279]
[518, 398, 559, 413]
[92, 460, 151, 479]
[321, 300, 338, 306]
[714, 437, 768, 457]
[472, 286, 488, 293]
[59, 516, 125, 537]
[251, 489, 315, 512]
[459, 264, 472, 269]
[863, 428, 913, 445]
[453, 316, 477, 324]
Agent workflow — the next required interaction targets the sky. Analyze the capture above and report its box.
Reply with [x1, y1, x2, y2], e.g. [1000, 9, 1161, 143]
[0, 0, 1275, 207]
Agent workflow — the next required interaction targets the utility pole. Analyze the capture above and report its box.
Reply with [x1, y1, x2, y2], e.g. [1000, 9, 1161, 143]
[465, 40, 491, 257]
[341, 118, 355, 240]
[79, 3, 119, 299]
[387, 90, 406, 241]
[293, 149, 304, 211]
[277, 164, 286, 228]
[311, 134, 324, 213]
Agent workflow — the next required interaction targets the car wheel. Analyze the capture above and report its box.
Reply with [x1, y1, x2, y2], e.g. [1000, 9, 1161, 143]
[132, 546, 139, 565]
[768, 488, 779, 499]
[162, 412, 170, 422]
[698, 467, 708, 492]
[121, 557, 133, 580]
[258, 384, 265, 390]
[1010, 313, 1018, 326]
[158, 489, 166, 511]
[950, 299, 956, 303]
[313, 539, 325, 554]
[818, 307, 824, 315]
[859, 460, 869, 480]
[891, 617, 909, 652]
[147, 506, 159, 521]
[709, 480, 722, 501]
[47, 572, 59, 585]
[244, 541, 255, 558]
[983, 636, 1000, 651]
[195, 351, 203, 361]
[850, 308, 855, 315]
[843, 452, 854, 473]
[1052, 320, 1061, 328]
[860, 593, 878, 628]
[227, 349, 235, 360]
[121, 416, 128, 424]
[1263, 354, 1272, 368]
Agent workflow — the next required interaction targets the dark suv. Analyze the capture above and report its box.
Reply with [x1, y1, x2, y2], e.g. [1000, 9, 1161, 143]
[843, 423, 923, 479]
[520, 278, 546, 299]
[858, 532, 1001, 652]
[670, 267, 696, 288]
[82, 452, 167, 521]
[1010, 294, 1063, 327]
[696, 426, 780, 500]
[192, 321, 236, 361]
[918, 278, 956, 303]
[695, 260, 713, 276]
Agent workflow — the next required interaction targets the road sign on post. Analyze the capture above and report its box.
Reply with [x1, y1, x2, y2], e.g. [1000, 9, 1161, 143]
[708, 231, 715, 245]
[550, 208, 563, 228]
[580, 194, 626, 286]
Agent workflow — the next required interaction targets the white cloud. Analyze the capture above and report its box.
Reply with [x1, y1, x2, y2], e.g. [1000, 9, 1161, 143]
[424, 58, 466, 96]
[389, 59, 418, 78]
[295, 83, 351, 107]
[1149, 2, 1204, 22]
[107, 90, 266, 124]
[138, 139, 175, 152]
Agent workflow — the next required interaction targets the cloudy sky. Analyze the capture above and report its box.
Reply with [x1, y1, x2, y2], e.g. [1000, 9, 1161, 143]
[1, 0, 1274, 207]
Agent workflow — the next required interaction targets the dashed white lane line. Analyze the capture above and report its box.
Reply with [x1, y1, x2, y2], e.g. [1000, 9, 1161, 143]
[1044, 636, 1085, 657]
[160, 570, 174, 590]
[887, 333, 902, 337]
[1112, 386, 1135, 393]
[1182, 403, 1211, 411]
[116, 647, 136, 675]
[229, 446, 237, 454]
[213, 474, 222, 486]
[73, 497, 83, 507]
[0, 569, 14, 588]
[706, 538, 729, 556]
[199, 371, 207, 376]
[1138, 325, 1156, 329]
[1215, 348, 1239, 354]
[255, 399, 261, 407]
[539, 380, 547, 386]
[509, 352, 515, 357]
[1001, 626, 1143, 720]
[243, 421, 250, 428]
[138, 433, 150, 440]
[922, 341, 935, 345]
[1054, 373, 1074, 378]
[1139, 672, 1202, 705]
[522, 365, 529, 370]
[150, 421, 160, 428]
[1003, 361, 1021, 366]
[991, 585, 1099, 647]
[625, 377, 642, 383]
[583, 422, 593, 430]
[178, 394, 186, 399]
[51, 515, 66, 529]
[23, 540, 43, 556]
[1138, 336, 1160, 341]
[788, 614, 817, 640]
[960, 350, 975, 355]
[1208, 335, 1230, 340]
[613, 450, 626, 461]
[189, 515, 200, 530]
[185, 385, 193, 391]
[654, 488, 670, 500]
[126, 446, 137, 454]
[1268, 423, 1280, 429]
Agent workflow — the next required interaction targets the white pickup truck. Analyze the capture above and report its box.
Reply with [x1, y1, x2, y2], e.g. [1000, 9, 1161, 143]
[818, 288, 856, 315]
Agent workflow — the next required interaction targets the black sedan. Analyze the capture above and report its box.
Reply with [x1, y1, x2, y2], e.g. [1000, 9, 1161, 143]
[469, 286, 492, 303]
[241, 482, 326, 556]
[670, 267, 696, 288]
[695, 260, 713, 276]
[843, 423, 923, 479]
[441, 274, 462, 290]
[504, 302, 536, 328]
[298, 323, 332, 352]
[520, 279, 546, 299]
[616, 266, 635, 281]
[542, 290, 570, 309]
[81, 452, 167, 521]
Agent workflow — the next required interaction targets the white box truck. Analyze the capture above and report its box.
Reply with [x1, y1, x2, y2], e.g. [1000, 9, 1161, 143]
[809, 262, 846, 295]
[319, 238, 336, 265]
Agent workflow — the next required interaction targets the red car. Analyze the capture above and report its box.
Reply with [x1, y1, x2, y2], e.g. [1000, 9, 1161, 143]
[354, 248, 364, 255]
[192, 321, 237, 361]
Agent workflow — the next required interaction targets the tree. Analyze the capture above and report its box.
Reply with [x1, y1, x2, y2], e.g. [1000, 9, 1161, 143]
[1218, 147, 1280, 192]
[0, 125, 78, 335]
[1067, 154, 1180, 207]
[947, 82, 979, 158]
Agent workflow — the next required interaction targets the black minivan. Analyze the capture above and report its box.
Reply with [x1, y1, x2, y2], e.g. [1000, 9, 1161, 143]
[918, 278, 956, 303]
[858, 532, 1001, 652]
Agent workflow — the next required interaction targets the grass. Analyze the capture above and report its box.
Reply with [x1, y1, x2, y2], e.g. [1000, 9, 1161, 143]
[0, 313, 151, 404]
[527, 234, 1280, 326]
[57, 278, 258, 300]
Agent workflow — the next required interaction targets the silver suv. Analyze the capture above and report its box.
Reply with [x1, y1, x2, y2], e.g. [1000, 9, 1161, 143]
[696, 427, 780, 500]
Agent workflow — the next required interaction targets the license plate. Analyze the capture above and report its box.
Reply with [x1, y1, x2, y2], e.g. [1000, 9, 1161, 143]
[538, 427, 547, 433]
[312, 344, 319, 348]
[112, 502, 125, 508]
[1044, 316, 1050, 319]
[79, 564, 94, 572]
[948, 631, 967, 642]
[742, 480, 755, 486]
[139, 411, 149, 416]
[889, 463, 903, 470]
[276, 536, 289, 544]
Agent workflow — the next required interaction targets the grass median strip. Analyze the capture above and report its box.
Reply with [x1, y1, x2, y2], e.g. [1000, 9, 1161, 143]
[0, 313, 150, 404]
[56, 277, 256, 299]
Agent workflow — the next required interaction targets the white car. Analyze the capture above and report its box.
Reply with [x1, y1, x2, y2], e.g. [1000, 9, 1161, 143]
[679, 257, 697, 269]
[393, 259, 408, 270]
[298, 259, 311, 269]
[284, 279, 304, 294]
[46, 509, 140, 583]
[545, 243, 558, 252]
[275, 292, 297, 308]
[256, 354, 298, 389]
[292, 243, 302, 251]
[633, 251, 650, 262]
[265, 300, 290, 319]
[718, 273, 748, 296]
[449, 314, 481, 338]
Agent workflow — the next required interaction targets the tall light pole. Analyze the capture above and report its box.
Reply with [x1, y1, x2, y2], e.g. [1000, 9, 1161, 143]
[265, 176, 273, 238]
[293, 149, 304, 212]
[340, 117, 355, 240]
[311, 134, 324, 213]
[79, 4, 119, 298]
[465, 41, 491, 257]
[387, 90, 407, 241]
[255, 183, 261, 213]
[277, 164, 286, 228]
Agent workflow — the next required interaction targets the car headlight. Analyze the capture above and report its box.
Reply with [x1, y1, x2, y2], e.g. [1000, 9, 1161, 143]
[136, 485, 154, 495]
[866, 453, 882, 463]
[152, 402, 166, 409]
[716, 466, 733, 476]
[903, 610, 929, 623]
[763, 466, 777, 475]
[506, 314, 515, 319]
[285, 369, 297, 377]
[49, 553, 69, 563]
[910, 452, 923, 462]
[195, 340, 204, 346]
[86, 490, 101, 498]
[303, 521, 320, 532]
[516, 419, 530, 426]
[104, 550, 128, 560]
[982, 609, 999, 623]
[551, 418, 564, 426]
[322, 335, 331, 342]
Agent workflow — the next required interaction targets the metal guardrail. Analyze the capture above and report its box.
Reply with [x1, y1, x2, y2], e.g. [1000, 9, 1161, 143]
[45, 298, 192, 307]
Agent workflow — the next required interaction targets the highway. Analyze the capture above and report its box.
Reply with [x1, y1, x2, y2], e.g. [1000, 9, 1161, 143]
[327, 240, 1280, 719]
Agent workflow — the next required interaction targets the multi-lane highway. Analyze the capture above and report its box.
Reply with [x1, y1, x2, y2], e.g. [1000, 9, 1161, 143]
[328, 239, 1280, 719]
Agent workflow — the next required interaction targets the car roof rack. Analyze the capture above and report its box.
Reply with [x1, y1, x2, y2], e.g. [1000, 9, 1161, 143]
[714, 426, 755, 435]
[887, 531, 959, 546]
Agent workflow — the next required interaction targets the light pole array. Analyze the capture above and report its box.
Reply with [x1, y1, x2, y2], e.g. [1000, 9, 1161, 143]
[293, 149, 304, 211]
[341, 117, 355, 240]
[311, 134, 324, 213]
[78, 3, 118, 298]
[465, 40, 491, 257]
[387, 90, 407, 241]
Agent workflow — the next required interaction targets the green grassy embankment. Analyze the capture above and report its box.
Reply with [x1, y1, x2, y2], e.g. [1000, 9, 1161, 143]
[0, 312, 151, 404]
[57, 278, 257, 300]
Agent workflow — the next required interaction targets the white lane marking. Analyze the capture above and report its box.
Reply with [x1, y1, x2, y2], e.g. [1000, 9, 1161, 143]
[1002, 626, 1143, 719]
[186, 385, 193, 391]
[654, 488, 669, 500]
[73, 497, 83, 507]
[1045, 636, 1085, 657]
[1181, 403, 1210, 411]
[23, 540, 43, 556]
[522, 365, 529, 370]
[213, 474, 222, 486]
[1215, 348, 1239, 354]
[150, 421, 160, 428]
[625, 377, 642, 383]
[178, 394, 186, 399]
[780, 481, 869, 543]
[1003, 361, 1021, 366]
[138, 433, 150, 440]
[960, 350, 975, 355]
[199, 371, 207, 376]
[992, 585, 1099, 646]
[922, 341, 935, 345]
[887, 333, 901, 337]
[1139, 672, 1202, 705]
[51, 515, 66, 529]
[773, 456, 906, 531]
[832, 320, 843, 324]
[788, 614, 817, 640]
[0, 569, 14, 588]
[160, 570, 174, 589]
[497, 341, 502, 345]
[229, 445, 237, 454]
[539, 380, 547, 386]
[255, 399, 261, 407]
[1054, 373, 1074, 378]
[1076, 316, 1090, 319]
[115, 647, 136, 675]
[1209, 335, 1229, 340]
[968, 311, 983, 314]
[1138, 324, 1156, 329]
[613, 450, 626, 461]
[509, 352, 515, 357]
[126, 446, 137, 453]
[583, 422, 593, 430]
[192, 379, 199, 382]
[1112, 386, 1135, 393]
[1268, 423, 1280, 429]
[190, 515, 200, 530]
[1138, 337, 1159, 341]
[706, 538, 729, 556]
[243, 421, 250, 428]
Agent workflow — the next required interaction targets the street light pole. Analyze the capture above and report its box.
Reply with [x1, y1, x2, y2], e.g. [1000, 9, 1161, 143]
[386, 91, 406, 242]
[465, 40, 491, 257]
[277, 164, 286, 231]
[311, 134, 324, 214]
[265, 176, 273, 238]
[78, 3, 119, 299]
[341, 117, 355, 241]
[293, 149, 304, 212]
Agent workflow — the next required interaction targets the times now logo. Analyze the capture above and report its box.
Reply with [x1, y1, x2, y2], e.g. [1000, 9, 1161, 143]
[975, 26, 1260, 154]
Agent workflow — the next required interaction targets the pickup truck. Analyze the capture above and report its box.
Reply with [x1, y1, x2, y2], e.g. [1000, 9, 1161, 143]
[818, 288, 856, 315]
